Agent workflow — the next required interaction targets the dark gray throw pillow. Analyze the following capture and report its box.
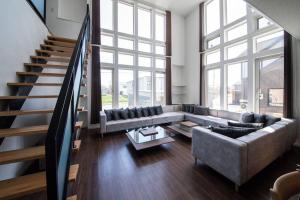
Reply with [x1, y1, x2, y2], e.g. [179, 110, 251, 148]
[142, 107, 149, 117]
[128, 108, 136, 118]
[183, 104, 195, 113]
[104, 109, 113, 121]
[119, 108, 129, 119]
[240, 112, 254, 123]
[194, 106, 209, 115]
[148, 107, 156, 116]
[265, 115, 281, 126]
[227, 121, 263, 129]
[135, 108, 143, 118]
[253, 113, 266, 124]
[211, 126, 257, 139]
[112, 109, 121, 120]
[155, 105, 163, 115]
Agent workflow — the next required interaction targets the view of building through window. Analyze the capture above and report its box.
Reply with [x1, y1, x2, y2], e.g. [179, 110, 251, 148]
[204, 0, 284, 116]
[100, 0, 166, 109]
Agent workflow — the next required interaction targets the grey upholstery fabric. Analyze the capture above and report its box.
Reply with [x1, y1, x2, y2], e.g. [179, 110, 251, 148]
[106, 117, 153, 133]
[184, 113, 229, 126]
[152, 112, 184, 125]
[100, 111, 107, 133]
[218, 110, 241, 121]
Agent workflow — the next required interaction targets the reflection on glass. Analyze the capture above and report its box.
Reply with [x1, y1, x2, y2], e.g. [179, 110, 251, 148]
[119, 70, 134, 107]
[118, 53, 134, 65]
[138, 71, 152, 106]
[258, 57, 283, 117]
[138, 8, 151, 39]
[127, 126, 169, 144]
[118, 37, 134, 50]
[101, 34, 114, 47]
[206, 0, 220, 34]
[226, 0, 246, 24]
[206, 50, 220, 65]
[207, 68, 220, 109]
[101, 69, 113, 109]
[227, 23, 247, 41]
[101, 0, 113, 30]
[100, 50, 114, 64]
[155, 14, 165, 41]
[227, 62, 248, 112]
[256, 31, 283, 52]
[118, 2, 133, 34]
[227, 42, 247, 60]
[155, 73, 165, 105]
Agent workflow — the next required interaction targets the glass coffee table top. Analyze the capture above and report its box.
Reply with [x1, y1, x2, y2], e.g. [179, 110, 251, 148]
[126, 126, 170, 144]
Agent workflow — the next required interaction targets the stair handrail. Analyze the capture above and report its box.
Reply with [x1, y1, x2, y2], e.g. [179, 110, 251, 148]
[45, 5, 90, 200]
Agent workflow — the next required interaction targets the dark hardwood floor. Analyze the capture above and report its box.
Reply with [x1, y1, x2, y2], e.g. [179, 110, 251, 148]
[68, 128, 299, 200]
[19, 128, 300, 200]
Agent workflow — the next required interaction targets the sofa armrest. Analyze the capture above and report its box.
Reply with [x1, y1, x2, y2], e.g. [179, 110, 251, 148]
[100, 111, 107, 134]
[192, 127, 248, 185]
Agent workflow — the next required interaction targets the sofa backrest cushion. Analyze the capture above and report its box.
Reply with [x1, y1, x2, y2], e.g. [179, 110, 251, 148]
[253, 113, 266, 124]
[120, 108, 129, 119]
[239, 112, 254, 123]
[128, 108, 136, 119]
[136, 108, 143, 118]
[142, 107, 150, 117]
[104, 109, 113, 121]
[155, 105, 163, 115]
[194, 106, 209, 115]
[228, 121, 263, 129]
[148, 107, 156, 116]
[218, 110, 240, 121]
[265, 115, 281, 126]
[212, 126, 257, 139]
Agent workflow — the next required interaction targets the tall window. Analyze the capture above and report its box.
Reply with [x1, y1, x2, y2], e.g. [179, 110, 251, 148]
[100, 0, 166, 108]
[204, 0, 284, 116]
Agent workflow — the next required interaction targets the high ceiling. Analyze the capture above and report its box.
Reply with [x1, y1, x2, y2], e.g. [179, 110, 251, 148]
[141, 0, 205, 16]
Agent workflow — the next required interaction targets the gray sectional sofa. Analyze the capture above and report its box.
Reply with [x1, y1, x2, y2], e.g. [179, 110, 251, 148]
[100, 104, 297, 189]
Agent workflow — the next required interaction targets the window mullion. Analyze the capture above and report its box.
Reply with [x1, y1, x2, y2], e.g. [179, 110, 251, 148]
[113, 0, 118, 108]
[219, 0, 225, 110]
[134, 1, 139, 106]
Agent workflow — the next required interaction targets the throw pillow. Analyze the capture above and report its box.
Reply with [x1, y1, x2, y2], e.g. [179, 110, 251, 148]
[128, 108, 136, 119]
[194, 106, 209, 115]
[119, 108, 129, 119]
[135, 107, 143, 118]
[155, 105, 163, 115]
[104, 109, 113, 121]
[265, 115, 281, 126]
[142, 107, 150, 117]
[148, 107, 156, 116]
[211, 126, 257, 139]
[227, 121, 263, 129]
[253, 113, 266, 124]
[112, 109, 121, 120]
[239, 112, 254, 123]
[183, 104, 195, 113]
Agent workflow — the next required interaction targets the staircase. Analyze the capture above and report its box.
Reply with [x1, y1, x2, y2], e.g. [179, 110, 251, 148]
[0, 35, 88, 200]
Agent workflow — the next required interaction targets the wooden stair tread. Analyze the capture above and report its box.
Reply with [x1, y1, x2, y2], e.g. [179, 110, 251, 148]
[0, 121, 84, 138]
[67, 195, 77, 200]
[0, 164, 79, 200]
[17, 72, 65, 77]
[30, 56, 70, 63]
[0, 94, 86, 100]
[24, 63, 68, 68]
[73, 140, 81, 152]
[0, 108, 84, 117]
[0, 146, 45, 165]
[45, 40, 76, 48]
[48, 35, 77, 43]
[7, 82, 62, 87]
[36, 49, 72, 57]
[41, 44, 74, 52]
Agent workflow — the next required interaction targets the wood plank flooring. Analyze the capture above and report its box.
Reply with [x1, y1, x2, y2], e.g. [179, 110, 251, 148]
[18, 128, 300, 200]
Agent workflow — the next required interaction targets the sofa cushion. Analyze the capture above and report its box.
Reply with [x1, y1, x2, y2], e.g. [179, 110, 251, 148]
[152, 112, 184, 125]
[120, 108, 129, 119]
[154, 105, 163, 115]
[183, 104, 195, 113]
[128, 108, 136, 119]
[136, 108, 143, 118]
[265, 115, 281, 126]
[239, 112, 254, 123]
[112, 109, 122, 120]
[148, 107, 156, 116]
[253, 113, 266, 124]
[194, 106, 209, 115]
[211, 126, 257, 139]
[104, 109, 113, 121]
[142, 107, 150, 117]
[106, 117, 153, 133]
[228, 121, 263, 129]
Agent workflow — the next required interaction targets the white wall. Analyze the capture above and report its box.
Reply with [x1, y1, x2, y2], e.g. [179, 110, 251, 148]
[46, 0, 87, 39]
[183, 7, 200, 104]
[0, 0, 67, 180]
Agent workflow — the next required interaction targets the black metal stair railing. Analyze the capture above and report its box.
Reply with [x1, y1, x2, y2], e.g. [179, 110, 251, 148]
[45, 5, 90, 200]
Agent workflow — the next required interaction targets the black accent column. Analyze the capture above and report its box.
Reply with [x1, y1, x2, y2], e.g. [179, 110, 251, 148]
[283, 31, 292, 118]
[166, 11, 172, 105]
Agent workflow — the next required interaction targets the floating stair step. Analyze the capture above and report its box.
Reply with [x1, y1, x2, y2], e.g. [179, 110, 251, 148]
[0, 146, 45, 165]
[45, 39, 76, 48]
[41, 44, 73, 52]
[0, 121, 84, 138]
[30, 56, 70, 63]
[73, 140, 81, 152]
[7, 82, 62, 87]
[0, 108, 84, 117]
[17, 72, 65, 77]
[67, 195, 77, 200]
[0, 164, 79, 200]
[0, 94, 86, 100]
[24, 63, 68, 69]
[48, 35, 77, 43]
[36, 49, 72, 57]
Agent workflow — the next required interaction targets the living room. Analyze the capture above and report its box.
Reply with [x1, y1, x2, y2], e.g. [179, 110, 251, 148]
[0, 0, 300, 199]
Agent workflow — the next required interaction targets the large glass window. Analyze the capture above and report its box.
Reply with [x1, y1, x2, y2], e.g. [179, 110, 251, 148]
[225, 0, 246, 24]
[207, 68, 221, 109]
[255, 31, 284, 52]
[226, 42, 247, 60]
[205, 0, 220, 34]
[226, 23, 247, 41]
[100, 1, 166, 108]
